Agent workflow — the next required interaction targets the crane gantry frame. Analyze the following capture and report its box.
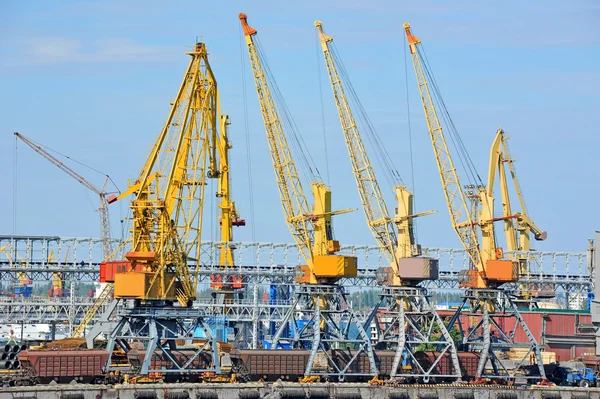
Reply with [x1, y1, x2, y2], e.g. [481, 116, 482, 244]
[240, 13, 377, 380]
[404, 22, 546, 381]
[315, 21, 460, 382]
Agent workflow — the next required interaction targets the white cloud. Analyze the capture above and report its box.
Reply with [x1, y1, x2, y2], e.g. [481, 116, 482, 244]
[1, 37, 176, 66]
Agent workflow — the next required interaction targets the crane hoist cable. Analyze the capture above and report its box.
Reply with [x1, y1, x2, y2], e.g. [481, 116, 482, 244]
[239, 13, 359, 281]
[322, 36, 423, 251]
[418, 45, 483, 189]
[329, 43, 404, 189]
[238, 13, 360, 282]
[238, 22, 257, 241]
[254, 37, 322, 185]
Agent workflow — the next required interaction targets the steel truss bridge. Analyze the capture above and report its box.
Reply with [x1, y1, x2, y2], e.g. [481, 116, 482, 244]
[0, 235, 594, 344]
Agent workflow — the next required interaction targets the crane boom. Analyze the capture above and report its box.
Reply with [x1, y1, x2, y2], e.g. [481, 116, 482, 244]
[315, 22, 399, 278]
[498, 131, 547, 245]
[14, 132, 112, 259]
[239, 14, 313, 267]
[403, 23, 484, 284]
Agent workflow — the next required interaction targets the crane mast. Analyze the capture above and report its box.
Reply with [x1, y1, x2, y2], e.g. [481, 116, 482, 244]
[404, 22, 546, 381]
[316, 21, 460, 382]
[13, 133, 112, 260]
[240, 13, 375, 380]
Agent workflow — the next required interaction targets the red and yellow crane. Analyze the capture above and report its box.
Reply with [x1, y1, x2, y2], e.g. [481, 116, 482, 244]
[404, 22, 546, 381]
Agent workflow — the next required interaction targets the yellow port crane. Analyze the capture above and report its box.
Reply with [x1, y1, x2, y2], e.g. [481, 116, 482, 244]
[74, 52, 244, 346]
[314, 21, 460, 381]
[101, 42, 234, 376]
[239, 13, 377, 380]
[13, 132, 112, 260]
[404, 23, 546, 381]
[487, 129, 547, 297]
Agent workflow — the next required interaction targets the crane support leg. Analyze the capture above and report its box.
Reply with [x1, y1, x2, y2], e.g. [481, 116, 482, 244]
[86, 298, 119, 349]
[458, 288, 546, 381]
[376, 286, 462, 382]
[271, 284, 377, 381]
[105, 307, 223, 376]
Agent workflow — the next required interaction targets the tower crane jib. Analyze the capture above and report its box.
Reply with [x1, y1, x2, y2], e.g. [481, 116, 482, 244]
[13, 132, 113, 260]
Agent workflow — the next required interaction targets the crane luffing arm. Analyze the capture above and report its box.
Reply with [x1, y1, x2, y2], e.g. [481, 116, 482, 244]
[14, 133, 103, 195]
[487, 130, 519, 253]
[499, 132, 547, 242]
[164, 45, 217, 217]
[126, 55, 199, 205]
[239, 13, 314, 266]
[488, 130, 546, 255]
[403, 23, 484, 272]
[315, 22, 400, 274]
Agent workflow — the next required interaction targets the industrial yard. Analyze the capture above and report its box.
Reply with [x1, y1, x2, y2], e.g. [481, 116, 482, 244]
[0, 1, 599, 398]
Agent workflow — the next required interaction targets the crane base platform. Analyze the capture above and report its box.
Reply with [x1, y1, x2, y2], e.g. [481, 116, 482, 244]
[270, 284, 377, 381]
[365, 285, 462, 383]
[448, 288, 546, 381]
[105, 306, 222, 375]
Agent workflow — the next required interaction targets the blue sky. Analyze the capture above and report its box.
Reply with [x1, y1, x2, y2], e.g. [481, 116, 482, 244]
[0, 0, 598, 253]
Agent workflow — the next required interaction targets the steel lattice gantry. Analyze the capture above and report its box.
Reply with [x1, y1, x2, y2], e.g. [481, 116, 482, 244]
[0, 235, 593, 345]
